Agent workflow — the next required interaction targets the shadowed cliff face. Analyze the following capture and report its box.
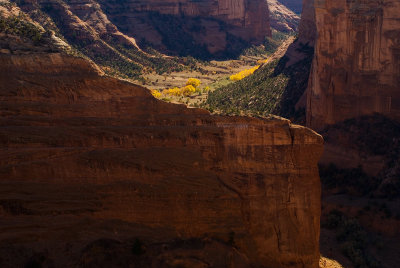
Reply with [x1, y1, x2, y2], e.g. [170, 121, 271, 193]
[8, 0, 270, 80]
[268, 0, 300, 33]
[297, 0, 315, 47]
[96, 0, 271, 57]
[0, 52, 323, 268]
[15, 0, 270, 59]
[277, 0, 303, 14]
[306, 0, 400, 131]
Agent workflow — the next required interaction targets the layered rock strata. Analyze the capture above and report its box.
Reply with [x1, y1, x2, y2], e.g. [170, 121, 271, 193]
[306, 0, 400, 131]
[277, 0, 303, 14]
[0, 52, 323, 268]
[10, 0, 271, 73]
[268, 0, 300, 33]
[97, 0, 271, 55]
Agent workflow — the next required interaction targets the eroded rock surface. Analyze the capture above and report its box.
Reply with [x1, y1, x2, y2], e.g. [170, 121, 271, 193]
[306, 0, 400, 131]
[96, 0, 271, 56]
[277, 0, 303, 14]
[297, 0, 315, 47]
[0, 52, 323, 268]
[268, 0, 300, 33]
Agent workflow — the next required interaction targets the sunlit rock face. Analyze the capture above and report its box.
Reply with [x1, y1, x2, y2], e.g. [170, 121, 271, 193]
[0, 52, 323, 268]
[268, 0, 300, 33]
[306, 0, 400, 131]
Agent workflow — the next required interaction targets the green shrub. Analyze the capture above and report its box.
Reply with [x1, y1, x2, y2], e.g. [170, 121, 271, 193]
[319, 164, 380, 196]
[0, 15, 43, 44]
[323, 210, 379, 268]
[206, 42, 313, 121]
[321, 114, 400, 198]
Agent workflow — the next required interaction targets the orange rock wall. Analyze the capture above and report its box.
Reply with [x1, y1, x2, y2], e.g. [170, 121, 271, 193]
[0, 53, 322, 267]
[306, 0, 400, 130]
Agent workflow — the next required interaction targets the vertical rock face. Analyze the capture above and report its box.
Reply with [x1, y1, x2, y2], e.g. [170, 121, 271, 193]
[306, 0, 400, 131]
[0, 52, 323, 268]
[280, 0, 315, 68]
[97, 0, 271, 56]
[297, 0, 315, 46]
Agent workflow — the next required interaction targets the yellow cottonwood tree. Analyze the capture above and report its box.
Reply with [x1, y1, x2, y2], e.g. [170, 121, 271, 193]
[182, 85, 196, 96]
[160, 79, 203, 98]
[186, 78, 201, 89]
[230, 65, 260, 81]
[151, 89, 162, 98]
[163, 87, 182, 96]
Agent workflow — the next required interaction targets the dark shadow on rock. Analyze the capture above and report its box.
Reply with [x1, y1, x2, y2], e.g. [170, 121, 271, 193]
[320, 113, 400, 198]
[108, 11, 256, 61]
[272, 40, 314, 123]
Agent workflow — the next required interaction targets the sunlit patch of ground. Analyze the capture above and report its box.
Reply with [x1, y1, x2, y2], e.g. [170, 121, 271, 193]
[142, 36, 296, 109]
[320, 256, 344, 268]
[142, 37, 295, 93]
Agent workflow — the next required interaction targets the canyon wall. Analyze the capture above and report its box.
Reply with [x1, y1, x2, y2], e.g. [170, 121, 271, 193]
[0, 52, 323, 267]
[268, 0, 300, 33]
[11, 0, 183, 79]
[306, 0, 400, 131]
[282, 0, 315, 66]
[277, 0, 303, 14]
[11, 0, 271, 78]
[97, 0, 271, 56]
[297, 0, 315, 46]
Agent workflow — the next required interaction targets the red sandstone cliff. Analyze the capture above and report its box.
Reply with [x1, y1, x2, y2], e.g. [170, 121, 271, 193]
[0, 52, 323, 267]
[306, 0, 400, 131]
[97, 0, 271, 55]
[297, 0, 315, 47]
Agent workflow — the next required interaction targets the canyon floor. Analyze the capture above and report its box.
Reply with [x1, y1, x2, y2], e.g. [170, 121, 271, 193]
[140, 36, 296, 108]
[140, 36, 295, 92]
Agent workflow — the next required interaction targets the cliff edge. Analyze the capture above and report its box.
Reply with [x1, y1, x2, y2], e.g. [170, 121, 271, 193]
[0, 51, 323, 267]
